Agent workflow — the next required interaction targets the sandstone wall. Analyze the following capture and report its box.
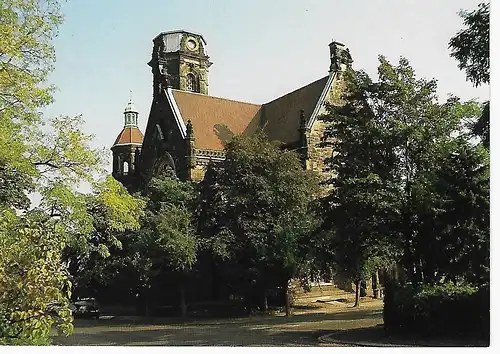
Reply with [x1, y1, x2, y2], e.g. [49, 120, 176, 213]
[190, 164, 206, 182]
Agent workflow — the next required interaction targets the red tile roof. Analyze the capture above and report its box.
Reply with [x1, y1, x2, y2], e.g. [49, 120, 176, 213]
[171, 90, 263, 150]
[111, 71, 328, 160]
[170, 76, 329, 151]
[113, 127, 144, 146]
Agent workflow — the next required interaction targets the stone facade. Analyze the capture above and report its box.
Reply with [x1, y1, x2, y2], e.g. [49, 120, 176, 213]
[139, 93, 191, 183]
[109, 31, 384, 300]
[190, 164, 207, 182]
[305, 120, 331, 182]
[114, 30, 353, 192]
[303, 72, 346, 184]
[148, 30, 211, 98]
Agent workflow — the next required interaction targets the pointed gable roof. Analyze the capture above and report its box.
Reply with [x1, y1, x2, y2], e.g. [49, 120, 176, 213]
[166, 73, 334, 151]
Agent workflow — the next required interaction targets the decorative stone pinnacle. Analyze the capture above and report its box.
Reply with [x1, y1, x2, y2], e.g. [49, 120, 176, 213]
[299, 109, 306, 128]
[329, 41, 352, 72]
[186, 120, 194, 137]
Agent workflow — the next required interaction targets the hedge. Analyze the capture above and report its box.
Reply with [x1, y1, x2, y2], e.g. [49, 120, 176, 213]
[383, 281, 489, 340]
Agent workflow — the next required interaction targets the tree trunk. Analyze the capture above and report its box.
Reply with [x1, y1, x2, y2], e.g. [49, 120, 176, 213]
[284, 279, 292, 317]
[262, 291, 268, 312]
[211, 258, 219, 301]
[353, 280, 361, 308]
[360, 280, 367, 297]
[372, 271, 380, 299]
[244, 289, 253, 315]
[417, 258, 425, 283]
[179, 283, 187, 317]
[403, 172, 417, 285]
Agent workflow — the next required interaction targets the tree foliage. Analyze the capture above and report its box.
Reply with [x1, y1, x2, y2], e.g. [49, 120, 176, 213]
[432, 139, 489, 284]
[0, 0, 145, 344]
[199, 133, 321, 315]
[321, 56, 487, 294]
[449, 2, 489, 87]
[320, 65, 402, 306]
[140, 175, 198, 273]
[69, 174, 198, 316]
[449, 2, 489, 146]
[0, 211, 72, 345]
[0, 0, 62, 123]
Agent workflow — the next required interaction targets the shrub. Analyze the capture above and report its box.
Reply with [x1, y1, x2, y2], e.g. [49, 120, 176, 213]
[384, 281, 489, 340]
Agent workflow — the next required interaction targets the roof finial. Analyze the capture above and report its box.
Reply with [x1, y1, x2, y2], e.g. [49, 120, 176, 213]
[129, 89, 133, 103]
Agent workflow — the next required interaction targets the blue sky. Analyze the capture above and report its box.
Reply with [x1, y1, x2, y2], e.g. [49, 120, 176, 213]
[44, 0, 489, 173]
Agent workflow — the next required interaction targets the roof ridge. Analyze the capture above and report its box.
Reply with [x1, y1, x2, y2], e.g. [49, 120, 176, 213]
[171, 89, 262, 107]
[263, 76, 329, 105]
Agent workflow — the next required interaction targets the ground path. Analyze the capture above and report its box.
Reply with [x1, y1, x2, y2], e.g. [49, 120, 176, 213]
[53, 299, 383, 346]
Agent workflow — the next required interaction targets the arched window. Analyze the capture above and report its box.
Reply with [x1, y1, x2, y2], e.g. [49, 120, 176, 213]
[123, 161, 129, 174]
[186, 73, 197, 92]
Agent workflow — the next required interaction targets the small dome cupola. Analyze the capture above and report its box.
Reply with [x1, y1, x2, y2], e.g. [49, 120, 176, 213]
[111, 91, 144, 187]
[123, 93, 139, 127]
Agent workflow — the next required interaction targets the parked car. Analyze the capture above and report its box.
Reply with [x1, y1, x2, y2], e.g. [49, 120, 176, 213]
[71, 298, 100, 319]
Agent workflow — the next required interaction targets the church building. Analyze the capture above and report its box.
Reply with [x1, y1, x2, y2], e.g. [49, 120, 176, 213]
[111, 30, 352, 189]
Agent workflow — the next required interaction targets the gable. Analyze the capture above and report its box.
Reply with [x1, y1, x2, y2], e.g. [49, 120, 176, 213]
[261, 76, 329, 144]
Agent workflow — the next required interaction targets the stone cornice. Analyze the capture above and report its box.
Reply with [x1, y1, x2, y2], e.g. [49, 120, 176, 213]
[195, 148, 225, 159]
[194, 149, 225, 166]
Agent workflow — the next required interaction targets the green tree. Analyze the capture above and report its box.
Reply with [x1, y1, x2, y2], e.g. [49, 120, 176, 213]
[375, 58, 480, 285]
[321, 57, 483, 292]
[433, 139, 489, 285]
[64, 176, 146, 292]
[449, 2, 489, 146]
[1, 137, 145, 345]
[449, 3, 489, 87]
[320, 67, 401, 307]
[67, 174, 198, 317]
[0, 0, 145, 344]
[200, 134, 321, 316]
[1, 0, 63, 182]
[138, 175, 198, 316]
[0, 210, 73, 345]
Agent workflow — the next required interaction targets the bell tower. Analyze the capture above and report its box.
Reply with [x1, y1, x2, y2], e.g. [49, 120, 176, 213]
[111, 94, 144, 190]
[148, 30, 212, 99]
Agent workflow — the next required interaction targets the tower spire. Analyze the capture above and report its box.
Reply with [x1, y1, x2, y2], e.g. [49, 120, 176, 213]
[123, 94, 139, 127]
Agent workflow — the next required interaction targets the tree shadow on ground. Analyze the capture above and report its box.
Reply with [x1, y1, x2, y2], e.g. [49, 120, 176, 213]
[72, 307, 383, 329]
[325, 325, 489, 347]
[53, 308, 384, 346]
[54, 324, 333, 346]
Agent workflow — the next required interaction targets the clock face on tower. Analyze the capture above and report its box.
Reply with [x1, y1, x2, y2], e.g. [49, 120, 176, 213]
[186, 38, 198, 51]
